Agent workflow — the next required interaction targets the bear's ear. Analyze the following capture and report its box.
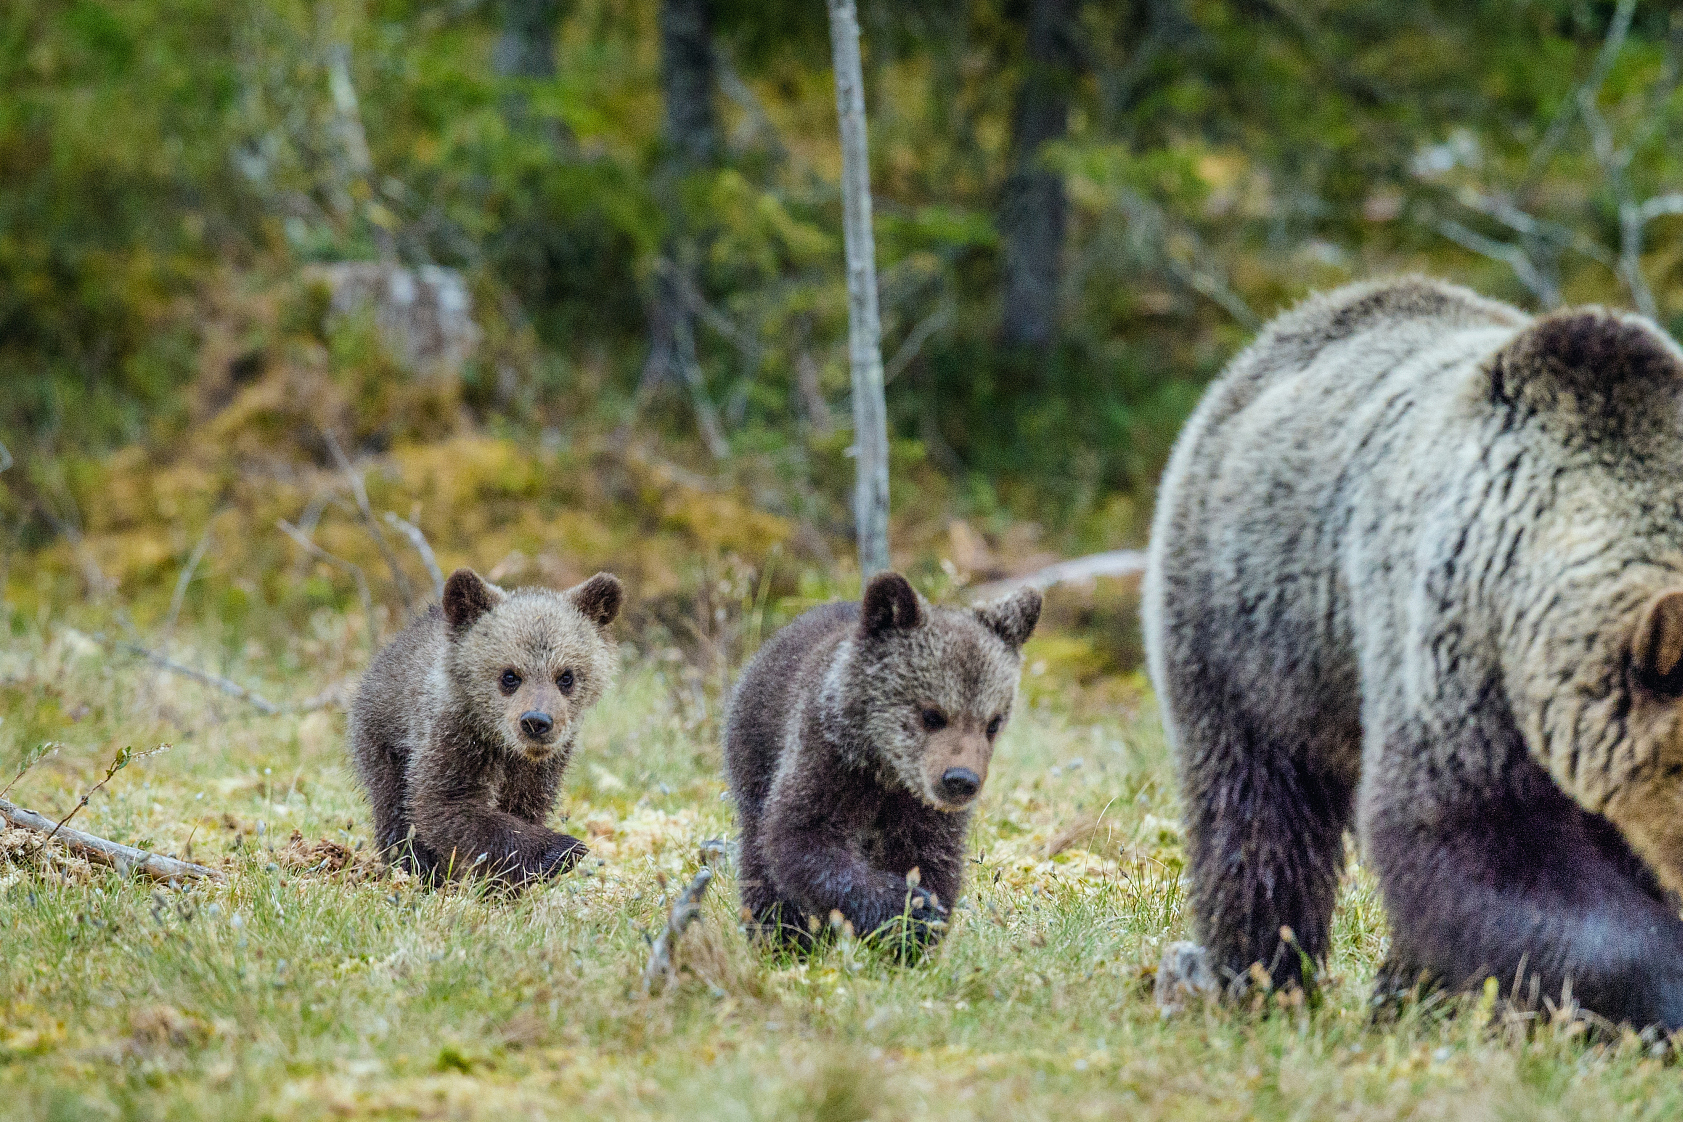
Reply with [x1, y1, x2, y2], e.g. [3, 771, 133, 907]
[442, 568, 502, 631]
[1489, 308, 1683, 439]
[973, 585, 1042, 653]
[859, 571, 923, 638]
[1634, 591, 1683, 695]
[567, 572, 623, 629]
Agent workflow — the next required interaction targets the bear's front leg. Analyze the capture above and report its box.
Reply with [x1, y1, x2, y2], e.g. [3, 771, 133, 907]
[1368, 723, 1683, 1031]
[763, 813, 948, 946]
[496, 749, 588, 883]
[418, 799, 585, 886]
[407, 733, 587, 887]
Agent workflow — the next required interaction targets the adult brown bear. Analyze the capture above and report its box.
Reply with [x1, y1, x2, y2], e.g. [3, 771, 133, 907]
[1144, 276, 1683, 1028]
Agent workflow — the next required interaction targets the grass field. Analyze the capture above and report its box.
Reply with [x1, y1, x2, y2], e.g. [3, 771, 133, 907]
[4, 603, 1683, 1122]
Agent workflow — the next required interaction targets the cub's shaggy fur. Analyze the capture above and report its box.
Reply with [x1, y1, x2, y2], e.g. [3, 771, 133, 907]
[351, 567, 621, 887]
[1145, 275, 1683, 1028]
[725, 572, 1041, 947]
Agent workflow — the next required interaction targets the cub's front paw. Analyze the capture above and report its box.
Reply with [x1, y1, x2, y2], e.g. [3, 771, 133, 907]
[531, 833, 588, 879]
[905, 884, 947, 922]
[864, 885, 949, 955]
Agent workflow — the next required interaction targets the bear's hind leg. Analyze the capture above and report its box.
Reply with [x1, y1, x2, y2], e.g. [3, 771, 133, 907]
[1182, 718, 1356, 993]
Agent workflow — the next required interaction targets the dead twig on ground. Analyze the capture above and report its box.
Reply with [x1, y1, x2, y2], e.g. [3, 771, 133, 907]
[43, 744, 162, 845]
[324, 430, 415, 606]
[641, 863, 715, 997]
[277, 518, 378, 653]
[382, 511, 445, 599]
[1, 796, 223, 883]
[1, 743, 59, 801]
[1527, 0, 1636, 183]
[163, 522, 215, 637]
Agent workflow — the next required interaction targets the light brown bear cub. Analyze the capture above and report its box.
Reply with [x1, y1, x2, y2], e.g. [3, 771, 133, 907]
[725, 571, 1041, 949]
[351, 567, 621, 887]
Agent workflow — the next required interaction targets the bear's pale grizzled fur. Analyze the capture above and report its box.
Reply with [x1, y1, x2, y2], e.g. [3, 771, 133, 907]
[350, 567, 621, 888]
[1144, 274, 1683, 1028]
[725, 572, 1041, 948]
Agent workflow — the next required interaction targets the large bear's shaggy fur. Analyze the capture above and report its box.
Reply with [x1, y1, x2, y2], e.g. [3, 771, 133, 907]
[725, 572, 1040, 948]
[1145, 275, 1683, 1028]
[350, 567, 621, 888]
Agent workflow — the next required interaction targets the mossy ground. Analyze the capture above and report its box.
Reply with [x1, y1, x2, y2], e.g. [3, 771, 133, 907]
[4, 605, 1683, 1121]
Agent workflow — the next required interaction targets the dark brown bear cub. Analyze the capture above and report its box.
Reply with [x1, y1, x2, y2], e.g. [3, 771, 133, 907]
[350, 567, 621, 888]
[725, 571, 1040, 948]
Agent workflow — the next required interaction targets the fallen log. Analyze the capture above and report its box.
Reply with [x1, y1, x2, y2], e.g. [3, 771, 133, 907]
[966, 549, 1147, 602]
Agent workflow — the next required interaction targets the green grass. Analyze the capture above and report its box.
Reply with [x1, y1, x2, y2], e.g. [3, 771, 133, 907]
[3, 608, 1683, 1121]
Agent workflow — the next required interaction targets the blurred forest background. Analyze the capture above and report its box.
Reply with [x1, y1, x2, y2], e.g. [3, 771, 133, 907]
[5, 0, 1683, 661]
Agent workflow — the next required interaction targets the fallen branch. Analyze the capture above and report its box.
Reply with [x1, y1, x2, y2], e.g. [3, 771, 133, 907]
[90, 632, 342, 716]
[641, 864, 715, 996]
[383, 511, 445, 599]
[1527, 0, 1636, 182]
[967, 549, 1148, 602]
[1, 797, 223, 883]
[883, 298, 952, 385]
[96, 633, 282, 715]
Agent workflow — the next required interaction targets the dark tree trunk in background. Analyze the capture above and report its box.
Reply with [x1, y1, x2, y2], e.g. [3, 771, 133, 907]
[1000, 0, 1078, 351]
[638, 0, 725, 456]
[659, 0, 718, 168]
[494, 0, 562, 80]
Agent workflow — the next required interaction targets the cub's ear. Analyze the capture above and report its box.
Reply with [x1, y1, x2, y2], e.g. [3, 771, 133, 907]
[442, 568, 502, 631]
[567, 572, 623, 629]
[974, 586, 1042, 653]
[859, 571, 924, 638]
[1634, 590, 1683, 695]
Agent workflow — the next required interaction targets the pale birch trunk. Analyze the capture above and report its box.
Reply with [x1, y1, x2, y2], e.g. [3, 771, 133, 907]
[825, 0, 891, 578]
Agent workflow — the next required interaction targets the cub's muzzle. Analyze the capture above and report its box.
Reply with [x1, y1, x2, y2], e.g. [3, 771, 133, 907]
[939, 767, 981, 802]
[519, 710, 554, 741]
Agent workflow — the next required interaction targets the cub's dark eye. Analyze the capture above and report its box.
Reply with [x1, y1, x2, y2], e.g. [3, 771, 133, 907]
[499, 669, 522, 695]
[920, 708, 947, 732]
[986, 715, 1003, 739]
[557, 669, 575, 693]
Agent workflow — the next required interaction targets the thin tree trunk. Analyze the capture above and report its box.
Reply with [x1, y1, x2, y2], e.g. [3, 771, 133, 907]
[325, 42, 396, 264]
[1000, 0, 1077, 351]
[826, 0, 891, 579]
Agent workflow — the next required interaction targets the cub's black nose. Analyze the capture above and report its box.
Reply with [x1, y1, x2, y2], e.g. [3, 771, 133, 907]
[520, 711, 554, 739]
[939, 767, 981, 801]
